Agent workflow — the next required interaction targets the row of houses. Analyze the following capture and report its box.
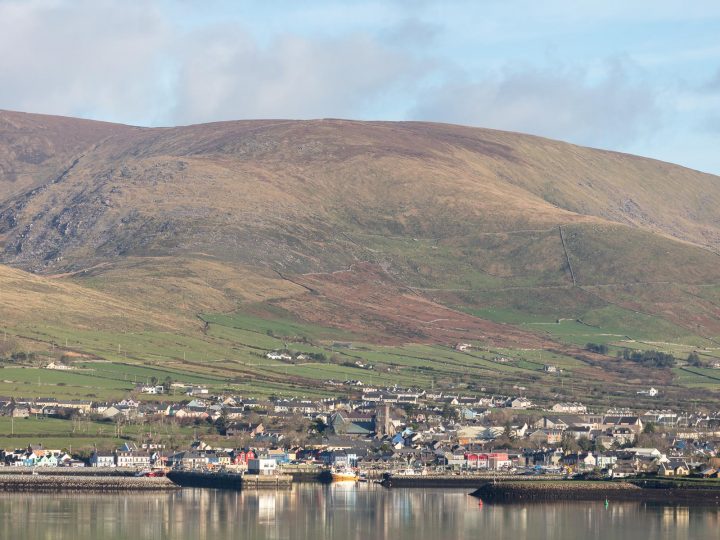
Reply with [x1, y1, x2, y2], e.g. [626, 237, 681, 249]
[83, 439, 262, 470]
[1, 446, 83, 467]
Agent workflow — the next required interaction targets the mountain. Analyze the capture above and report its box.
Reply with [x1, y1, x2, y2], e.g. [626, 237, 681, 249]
[1, 109, 719, 405]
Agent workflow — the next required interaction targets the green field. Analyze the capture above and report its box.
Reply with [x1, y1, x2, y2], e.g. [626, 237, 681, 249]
[0, 417, 202, 451]
[5, 297, 720, 406]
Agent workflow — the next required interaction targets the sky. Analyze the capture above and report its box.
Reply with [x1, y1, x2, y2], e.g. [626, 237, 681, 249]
[1, 0, 719, 174]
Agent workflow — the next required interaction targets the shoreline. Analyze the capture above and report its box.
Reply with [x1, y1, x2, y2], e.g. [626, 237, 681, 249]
[2, 468, 719, 502]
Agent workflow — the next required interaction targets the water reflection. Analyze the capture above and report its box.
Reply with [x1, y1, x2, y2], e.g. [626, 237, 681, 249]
[0, 485, 719, 540]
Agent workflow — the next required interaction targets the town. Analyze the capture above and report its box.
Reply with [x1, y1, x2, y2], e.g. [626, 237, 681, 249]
[2, 381, 720, 482]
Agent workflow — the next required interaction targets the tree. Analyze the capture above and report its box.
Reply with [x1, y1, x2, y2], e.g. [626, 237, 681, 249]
[577, 436, 594, 452]
[312, 417, 327, 434]
[215, 409, 229, 435]
[403, 403, 417, 418]
[485, 409, 511, 425]
[561, 433, 579, 453]
[687, 352, 701, 366]
[625, 349, 675, 368]
[586, 343, 608, 355]
[0, 335, 18, 361]
[441, 404, 459, 421]
[637, 431, 669, 452]
[282, 415, 310, 446]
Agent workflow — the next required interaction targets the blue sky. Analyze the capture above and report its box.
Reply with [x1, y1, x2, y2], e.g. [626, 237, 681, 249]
[1, 0, 719, 174]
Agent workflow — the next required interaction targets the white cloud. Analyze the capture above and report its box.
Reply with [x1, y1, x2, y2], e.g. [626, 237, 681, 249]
[0, 0, 170, 125]
[170, 26, 421, 124]
[410, 61, 662, 148]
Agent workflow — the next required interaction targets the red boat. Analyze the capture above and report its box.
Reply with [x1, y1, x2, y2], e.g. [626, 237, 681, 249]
[136, 469, 166, 477]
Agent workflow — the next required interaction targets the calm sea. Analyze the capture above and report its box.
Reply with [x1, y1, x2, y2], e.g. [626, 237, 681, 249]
[1, 484, 718, 540]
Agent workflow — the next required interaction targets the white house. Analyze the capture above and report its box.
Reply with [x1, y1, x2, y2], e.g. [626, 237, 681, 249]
[510, 397, 533, 409]
[266, 352, 293, 361]
[90, 452, 116, 467]
[247, 458, 277, 476]
[139, 385, 165, 395]
[46, 362, 74, 371]
[552, 402, 587, 414]
[116, 451, 151, 468]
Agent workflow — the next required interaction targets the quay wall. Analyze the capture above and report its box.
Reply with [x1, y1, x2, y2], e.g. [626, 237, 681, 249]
[472, 481, 720, 503]
[0, 467, 139, 477]
[168, 471, 291, 490]
[381, 474, 563, 488]
[0, 474, 179, 492]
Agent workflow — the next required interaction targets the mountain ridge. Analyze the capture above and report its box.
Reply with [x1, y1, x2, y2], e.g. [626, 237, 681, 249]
[0, 109, 719, 403]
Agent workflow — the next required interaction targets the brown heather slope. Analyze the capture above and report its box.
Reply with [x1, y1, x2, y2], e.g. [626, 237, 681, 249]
[273, 262, 553, 347]
[0, 111, 719, 351]
[0, 109, 137, 200]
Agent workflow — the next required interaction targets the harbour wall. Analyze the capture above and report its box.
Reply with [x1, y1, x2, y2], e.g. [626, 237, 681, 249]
[167, 471, 292, 490]
[0, 467, 139, 477]
[0, 474, 179, 492]
[381, 474, 563, 488]
[471, 480, 720, 503]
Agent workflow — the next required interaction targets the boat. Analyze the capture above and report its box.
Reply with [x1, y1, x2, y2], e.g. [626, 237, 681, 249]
[330, 467, 359, 482]
[135, 468, 166, 477]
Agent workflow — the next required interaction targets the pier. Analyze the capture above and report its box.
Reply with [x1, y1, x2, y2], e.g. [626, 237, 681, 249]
[380, 472, 563, 488]
[471, 480, 720, 503]
[0, 474, 179, 492]
[167, 470, 292, 490]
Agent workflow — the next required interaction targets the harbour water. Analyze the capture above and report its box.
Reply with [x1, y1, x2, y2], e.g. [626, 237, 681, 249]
[1, 484, 719, 540]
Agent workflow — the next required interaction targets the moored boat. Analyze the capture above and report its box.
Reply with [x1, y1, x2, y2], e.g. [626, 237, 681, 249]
[135, 468, 167, 477]
[330, 468, 359, 482]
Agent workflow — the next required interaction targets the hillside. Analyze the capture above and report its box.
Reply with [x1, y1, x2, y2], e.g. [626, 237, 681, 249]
[0, 110, 719, 406]
[0, 110, 136, 200]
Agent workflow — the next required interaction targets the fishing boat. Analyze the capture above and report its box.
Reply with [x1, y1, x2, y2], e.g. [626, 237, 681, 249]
[330, 467, 359, 482]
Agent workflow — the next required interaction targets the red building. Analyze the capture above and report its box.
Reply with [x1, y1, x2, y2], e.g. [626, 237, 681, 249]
[233, 449, 256, 466]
